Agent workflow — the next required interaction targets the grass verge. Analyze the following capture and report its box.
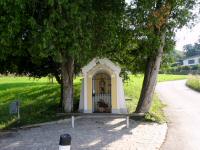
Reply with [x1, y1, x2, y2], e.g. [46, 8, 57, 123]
[124, 74, 169, 124]
[186, 75, 200, 92]
[125, 74, 187, 123]
[158, 74, 188, 82]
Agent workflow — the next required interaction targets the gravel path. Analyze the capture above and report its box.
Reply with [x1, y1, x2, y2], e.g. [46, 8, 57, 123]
[156, 80, 200, 150]
[0, 117, 167, 150]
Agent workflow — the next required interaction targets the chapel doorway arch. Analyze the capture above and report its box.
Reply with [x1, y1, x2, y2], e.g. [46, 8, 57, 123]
[92, 72, 111, 113]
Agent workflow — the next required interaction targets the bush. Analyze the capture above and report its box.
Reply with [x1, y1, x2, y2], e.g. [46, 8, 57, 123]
[186, 75, 200, 92]
[160, 64, 200, 75]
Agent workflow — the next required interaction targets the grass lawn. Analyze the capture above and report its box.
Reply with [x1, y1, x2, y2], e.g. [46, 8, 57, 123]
[157, 74, 188, 82]
[186, 75, 200, 92]
[0, 76, 82, 129]
[0, 74, 187, 129]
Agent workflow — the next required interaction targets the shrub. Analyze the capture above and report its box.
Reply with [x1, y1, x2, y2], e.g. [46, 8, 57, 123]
[186, 75, 200, 92]
[161, 64, 200, 75]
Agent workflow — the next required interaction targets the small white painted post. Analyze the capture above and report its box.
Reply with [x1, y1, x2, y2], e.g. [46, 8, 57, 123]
[17, 102, 20, 120]
[59, 134, 71, 150]
[71, 116, 74, 128]
[126, 116, 129, 128]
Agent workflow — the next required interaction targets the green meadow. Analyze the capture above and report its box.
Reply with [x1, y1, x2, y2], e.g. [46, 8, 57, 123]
[0, 74, 187, 129]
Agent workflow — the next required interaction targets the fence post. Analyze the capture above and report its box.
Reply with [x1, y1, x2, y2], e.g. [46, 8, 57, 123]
[72, 116, 74, 128]
[126, 116, 129, 128]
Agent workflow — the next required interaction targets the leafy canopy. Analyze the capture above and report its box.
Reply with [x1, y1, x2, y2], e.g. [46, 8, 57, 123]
[115, 0, 198, 73]
[0, 0, 126, 77]
[184, 41, 200, 58]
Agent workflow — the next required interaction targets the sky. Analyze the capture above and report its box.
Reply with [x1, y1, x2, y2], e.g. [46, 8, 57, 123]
[176, 24, 200, 51]
[125, 0, 200, 51]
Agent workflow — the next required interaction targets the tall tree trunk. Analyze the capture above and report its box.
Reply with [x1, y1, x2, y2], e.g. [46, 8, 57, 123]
[54, 72, 63, 109]
[61, 56, 74, 113]
[59, 78, 64, 109]
[135, 32, 166, 113]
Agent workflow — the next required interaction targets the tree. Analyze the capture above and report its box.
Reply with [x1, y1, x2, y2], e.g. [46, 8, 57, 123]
[0, 0, 126, 112]
[0, 0, 94, 112]
[91, 0, 126, 57]
[126, 0, 198, 113]
[184, 42, 200, 58]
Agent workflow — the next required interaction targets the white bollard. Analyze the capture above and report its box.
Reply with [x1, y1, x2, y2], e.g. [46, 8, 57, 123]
[71, 116, 74, 128]
[59, 134, 71, 150]
[126, 116, 129, 128]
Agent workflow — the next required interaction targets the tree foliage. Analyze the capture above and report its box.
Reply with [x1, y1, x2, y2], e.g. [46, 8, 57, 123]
[124, 0, 198, 113]
[184, 41, 200, 58]
[0, 0, 126, 112]
[121, 0, 197, 71]
[0, 0, 92, 71]
[1, 0, 198, 114]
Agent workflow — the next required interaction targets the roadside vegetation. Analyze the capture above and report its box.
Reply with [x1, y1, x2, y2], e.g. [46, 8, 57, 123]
[0, 74, 187, 129]
[157, 74, 188, 82]
[162, 65, 200, 75]
[186, 75, 200, 92]
[125, 74, 187, 123]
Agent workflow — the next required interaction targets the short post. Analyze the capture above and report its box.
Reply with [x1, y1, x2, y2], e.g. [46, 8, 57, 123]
[9, 100, 20, 120]
[126, 116, 129, 128]
[59, 134, 71, 150]
[17, 101, 20, 120]
[71, 116, 74, 128]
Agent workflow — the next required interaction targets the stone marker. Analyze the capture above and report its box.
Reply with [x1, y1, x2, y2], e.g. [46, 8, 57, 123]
[9, 100, 20, 119]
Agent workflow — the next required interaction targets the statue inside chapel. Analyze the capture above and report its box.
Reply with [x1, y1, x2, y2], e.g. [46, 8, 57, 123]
[99, 78, 106, 94]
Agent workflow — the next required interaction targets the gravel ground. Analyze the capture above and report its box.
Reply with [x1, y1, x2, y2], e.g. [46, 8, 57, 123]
[0, 117, 167, 150]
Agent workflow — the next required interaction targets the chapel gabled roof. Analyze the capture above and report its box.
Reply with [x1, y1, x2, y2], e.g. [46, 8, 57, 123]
[82, 58, 121, 75]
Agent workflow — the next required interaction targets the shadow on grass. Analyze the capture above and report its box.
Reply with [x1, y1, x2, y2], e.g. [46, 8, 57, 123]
[0, 81, 81, 130]
[0, 82, 53, 91]
[0, 85, 58, 104]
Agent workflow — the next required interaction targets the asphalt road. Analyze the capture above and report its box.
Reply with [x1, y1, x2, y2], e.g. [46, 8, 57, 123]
[156, 80, 200, 150]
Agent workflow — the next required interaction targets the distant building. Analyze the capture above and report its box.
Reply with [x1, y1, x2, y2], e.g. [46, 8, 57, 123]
[171, 61, 183, 67]
[183, 55, 200, 66]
